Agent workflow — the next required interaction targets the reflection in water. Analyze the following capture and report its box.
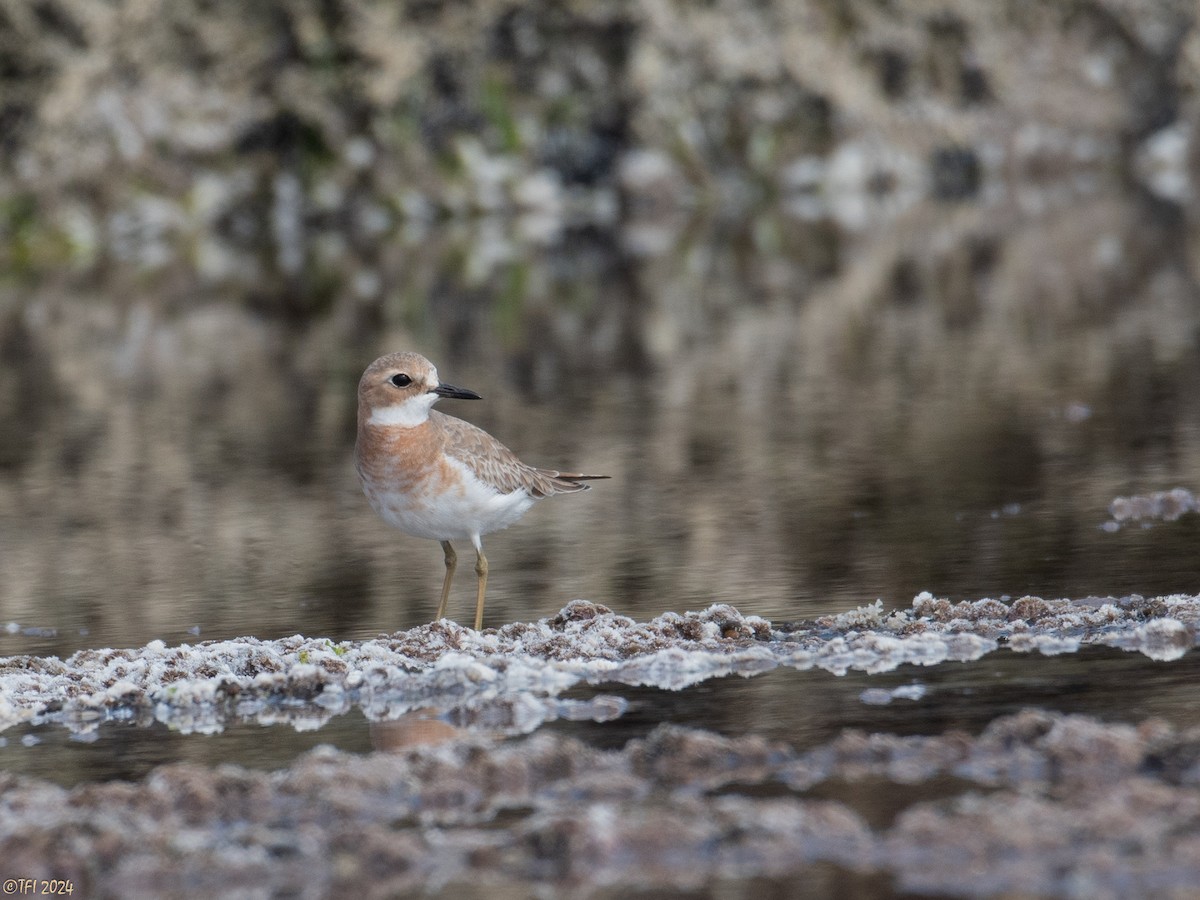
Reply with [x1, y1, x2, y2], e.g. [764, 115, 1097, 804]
[371, 712, 465, 752]
[0, 188, 1199, 658]
[368, 694, 628, 752]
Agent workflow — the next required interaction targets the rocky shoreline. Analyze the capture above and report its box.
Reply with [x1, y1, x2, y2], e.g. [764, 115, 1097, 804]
[2, 0, 1195, 281]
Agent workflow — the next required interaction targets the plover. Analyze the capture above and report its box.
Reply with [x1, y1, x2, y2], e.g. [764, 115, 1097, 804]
[355, 351, 606, 629]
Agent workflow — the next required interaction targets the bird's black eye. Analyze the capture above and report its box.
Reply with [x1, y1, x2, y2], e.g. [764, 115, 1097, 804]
[389, 373, 412, 387]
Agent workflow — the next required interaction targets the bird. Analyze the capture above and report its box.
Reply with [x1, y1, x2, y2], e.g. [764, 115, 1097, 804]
[354, 351, 607, 630]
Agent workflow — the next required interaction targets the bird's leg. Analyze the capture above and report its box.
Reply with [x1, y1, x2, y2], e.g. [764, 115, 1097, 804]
[435, 540, 456, 621]
[473, 547, 489, 631]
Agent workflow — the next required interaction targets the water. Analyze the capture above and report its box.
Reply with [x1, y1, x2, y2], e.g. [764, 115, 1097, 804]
[2, 186, 1199, 894]
[3, 194, 1198, 660]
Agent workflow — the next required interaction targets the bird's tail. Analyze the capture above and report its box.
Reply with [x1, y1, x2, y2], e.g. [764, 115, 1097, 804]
[534, 470, 611, 495]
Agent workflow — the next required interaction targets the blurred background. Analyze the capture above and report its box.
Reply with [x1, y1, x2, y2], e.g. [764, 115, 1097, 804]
[1, 0, 1198, 656]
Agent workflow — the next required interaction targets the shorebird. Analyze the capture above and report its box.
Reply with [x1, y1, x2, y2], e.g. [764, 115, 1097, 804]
[355, 351, 606, 629]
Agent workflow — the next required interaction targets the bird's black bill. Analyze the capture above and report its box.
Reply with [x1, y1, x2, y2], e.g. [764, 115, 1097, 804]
[432, 383, 482, 400]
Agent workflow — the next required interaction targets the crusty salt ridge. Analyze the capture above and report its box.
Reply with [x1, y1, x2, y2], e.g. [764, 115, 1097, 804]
[0, 593, 1196, 735]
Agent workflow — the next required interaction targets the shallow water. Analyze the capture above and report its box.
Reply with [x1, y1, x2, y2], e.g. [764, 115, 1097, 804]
[2, 184, 1200, 894]
[3, 193, 1199, 656]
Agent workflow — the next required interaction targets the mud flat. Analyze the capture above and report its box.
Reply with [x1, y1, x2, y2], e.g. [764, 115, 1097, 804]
[0, 595, 1198, 895]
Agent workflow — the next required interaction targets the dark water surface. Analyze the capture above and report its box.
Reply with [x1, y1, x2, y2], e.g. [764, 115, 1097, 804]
[2, 192, 1199, 660]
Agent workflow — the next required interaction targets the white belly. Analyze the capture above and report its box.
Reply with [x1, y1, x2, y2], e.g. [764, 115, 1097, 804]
[363, 457, 537, 542]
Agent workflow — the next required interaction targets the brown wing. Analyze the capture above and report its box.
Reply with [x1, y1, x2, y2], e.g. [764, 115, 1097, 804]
[433, 411, 609, 498]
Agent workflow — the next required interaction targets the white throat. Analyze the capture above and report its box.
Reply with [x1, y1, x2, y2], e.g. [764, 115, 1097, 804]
[368, 394, 437, 427]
